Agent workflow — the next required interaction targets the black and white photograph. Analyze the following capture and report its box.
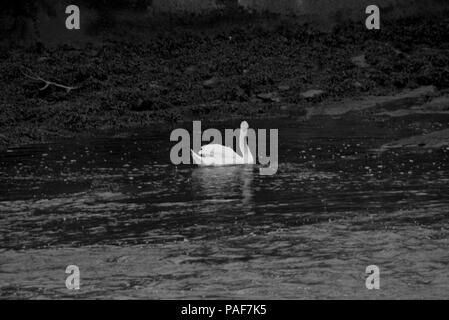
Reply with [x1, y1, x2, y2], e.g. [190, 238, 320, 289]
[0, 0, 448, 304]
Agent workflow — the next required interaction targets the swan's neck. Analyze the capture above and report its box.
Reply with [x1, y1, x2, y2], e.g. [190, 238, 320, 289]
[239, 130, 253, 163]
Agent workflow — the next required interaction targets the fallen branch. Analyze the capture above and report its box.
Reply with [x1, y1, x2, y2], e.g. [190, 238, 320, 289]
[20, 67, 79, 93]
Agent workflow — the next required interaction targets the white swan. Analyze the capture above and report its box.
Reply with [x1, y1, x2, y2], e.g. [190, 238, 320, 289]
[191, 121, 255, 166]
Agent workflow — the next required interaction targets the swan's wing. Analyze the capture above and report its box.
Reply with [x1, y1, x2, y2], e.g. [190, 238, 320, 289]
[191, 150, 214, 166]
[199, 144, 239, 159]
[199, 144, 223, 156]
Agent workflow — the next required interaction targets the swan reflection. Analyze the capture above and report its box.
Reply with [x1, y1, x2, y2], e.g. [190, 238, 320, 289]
[191, 165, 255, 213]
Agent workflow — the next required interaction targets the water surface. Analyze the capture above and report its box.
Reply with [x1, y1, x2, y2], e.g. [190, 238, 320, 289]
[1, 118, 448, 299]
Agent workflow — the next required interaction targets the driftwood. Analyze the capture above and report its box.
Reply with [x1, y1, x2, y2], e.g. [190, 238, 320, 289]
[20, 67, 78, 93]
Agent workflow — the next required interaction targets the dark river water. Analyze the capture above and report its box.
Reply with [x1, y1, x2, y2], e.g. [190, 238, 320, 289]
[0, 118, 448, 299]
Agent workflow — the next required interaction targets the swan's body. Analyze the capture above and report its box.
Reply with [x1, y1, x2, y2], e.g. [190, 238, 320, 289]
[191, 121, 255, 166]
[192, 144, 249, 166]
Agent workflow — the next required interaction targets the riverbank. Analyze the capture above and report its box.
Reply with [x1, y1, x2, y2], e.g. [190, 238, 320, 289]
[1, 12, 449, 149]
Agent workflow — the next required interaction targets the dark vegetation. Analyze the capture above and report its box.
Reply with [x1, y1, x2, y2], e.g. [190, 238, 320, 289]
[1, 1, 449, 148]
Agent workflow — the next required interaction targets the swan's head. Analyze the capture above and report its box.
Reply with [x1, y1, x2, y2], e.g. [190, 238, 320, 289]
[240, 121, 249, 134]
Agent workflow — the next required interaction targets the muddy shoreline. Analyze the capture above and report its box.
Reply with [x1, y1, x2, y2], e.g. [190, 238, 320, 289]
[1, 13, 449, 150]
